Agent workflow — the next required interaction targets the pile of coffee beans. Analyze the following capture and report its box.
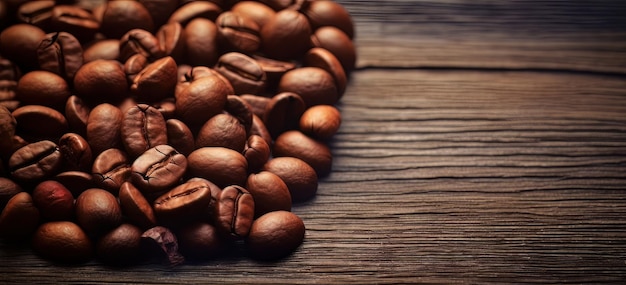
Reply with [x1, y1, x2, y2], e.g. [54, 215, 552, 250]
[0, 0, 355, 265]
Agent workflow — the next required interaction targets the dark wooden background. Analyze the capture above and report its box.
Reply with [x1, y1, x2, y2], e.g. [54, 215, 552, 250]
[2, 0, 626, 283]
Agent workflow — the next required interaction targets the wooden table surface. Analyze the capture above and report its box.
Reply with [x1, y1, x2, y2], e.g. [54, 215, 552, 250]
[2, 0, 626, 283]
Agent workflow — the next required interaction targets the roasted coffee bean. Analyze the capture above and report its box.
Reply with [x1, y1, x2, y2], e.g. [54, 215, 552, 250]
[240, 94, 270, 118]
[216, 12, 261, 53]
[263, 92, 306, 138]
[246, 210, 305, 260]
[215, 185, 255, 239]
[278, 67, 339, 108]
[121, 104, 168, 158]
[153, 178, 218, 227]
[86, 103, 123, 155]
[32, 221, 92, 263]
[59, 132, 92, 171]
[299, 104, 342, 140]
[64, 95, 91, 136]
[119, 182, 157, 229]
[302, 0, 355, 39]
[175, 73, 230, 126]
[261, 9, 311, 60]
[8, 140, 63, 182]
[175, 66, 232, 99]
[230, 1, 275, 29]
[91, 148, 131, 194]
[156, 21, 186, 63]
[177, 222, 226, 260]
[50, 5, 99, 43]
[16, 70, 70, 112]
[263, 156, 318, 203]
[273, 130, 332, 177]
[119, 29, 163, 63]
[139, 0, 178, 28]
[0, 23, 46, 72]
[0, 192, 40, 240]
[251, 114, 273, 147]
[16, 0, 54, 29]
[97, 223, 143, 265]
[32, 180, 74, 221]
[53, 171, 95, 197]
[183, 18, 219, 67]
[304, 47, 347, 97]
[188, 147, 248, 189]
[311, 26, 357, 72]
[165, 119, 195, 157]
[0, 105, 16, 157]
[141, 226, 185, 266]
[167, 1, 221, 26]
[75, 188, 122, 236]
[252, 55, 296, 90]
[246, 171, 291, 218]
[195, 113, 247, 152]
[130, 145, 187, 193]
[215, 52, 266, 95]
[152, 97, 177, 119]
[243, 135, 271, 172]
[99, 0, 154, 39]
[0, 81, 19, 112]
[124, 53, 149, 83]
[0, 177, 22, 210]
[37, 32, 83, 81]
[130, 56, 178, 102]
[82, 39, 120, 63]
[226, 95, 254, 134]
[0, 58, 21, 81]
[74, 60, 128, 105]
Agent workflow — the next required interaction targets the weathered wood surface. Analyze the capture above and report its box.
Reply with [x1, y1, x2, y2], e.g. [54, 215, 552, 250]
[2, 0, 626, 284]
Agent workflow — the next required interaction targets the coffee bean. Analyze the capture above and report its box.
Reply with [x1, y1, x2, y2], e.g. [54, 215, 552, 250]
[299, 104, 342, 140]
[195, 113, 247, 152]
[183, 18, 219, 67]
[165, 119, 195, 157]
[58, 132, 92, 171]
[156, 21, 186, 63]
[311, 26, 357, 72]
[32, 221, 92, 263]
[37, 31, 83, 81]
[118, 182, 157, 229]
[16, 0, 54, 29]
[302, 0, 355, 39]
[82, 39, 120, 63]
[119, 29, 163, 63]
[12, 104, 68, 142]
[167, 1, 221, 26]
[53, 170, 95, 197]
[0, 23, 46, 72]
[246, 171, 291, 218]
[141, 226, 184, 266]
[74, 60, 128, 105]
[86, 103, 123, 155]
[278, 67, 339, 108]
[304, 47, 348, 97]
[99, 0, 154, 39]
[50, 5, 99, 43]
[246, 210, 305, 260]
[130, 145, 187, 194]
[175, 73, 230, 126]
[0, 177, 22, 210]
[215, 185, 255, 239]
[226, 95, 254, 135]
[139, 0, 178, 28]
[121, 104, 168, 158]
[32, 180, 74, 221]
[177, 222, 226, 260]
[75, 188, 122, 236]
[261, 9, 311, 60]
[230, 1, 275, 29]
[153, 178, 218, 227]
[263, 156, 318, 203]
[64, 95, 91, 136]
[216, 11, 261, 53]
[215, 52, 266, 95]
[0, 192, 40, 240]
[96, 223, 143, 265]
[263, 92, 306, 138]
[9, 140, 63, 182]
[130, 56, 178, 102]
[0, 105, 16, 157]
[273, 130, 333, 177]
[243, 134, 271, 172]
[91, 148, 131, 194]
[188, 147, 248, 188]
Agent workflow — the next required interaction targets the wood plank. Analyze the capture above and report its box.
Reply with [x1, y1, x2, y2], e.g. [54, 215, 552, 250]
[2, 69, 626, 284]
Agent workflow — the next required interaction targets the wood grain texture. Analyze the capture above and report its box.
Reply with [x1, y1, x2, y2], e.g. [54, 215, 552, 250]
[2, 0, 626, 284]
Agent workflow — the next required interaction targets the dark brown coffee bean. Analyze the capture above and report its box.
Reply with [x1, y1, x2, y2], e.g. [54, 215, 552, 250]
[37, 32, 84, 81]
[121, 104, 168, 158]
[243, 134, 271, 172]
[302, 0, 355, 39]
[252, 55, 296, 90]
[82, 39, 120, 63]
[175, 73, 230, 126]
[138, 0, 178, 27]
[53, 170, 95, 197]
[273, 130, 332, 177]
[299, 104, 342, 140]
[32, 221, 92, 263]
[100, 0, 154, 39]
[0, 105, 16, 157]
[50, 5, 99, 43]
[91, 148, 131, 194]
[240, 94, 270, 118]
[32, 180, 74, 221]
[130, 56, 178, 102]
[188, 147, 248, 189]
[156, 21, 186, 63]
[64, 95, 91, 136]
[246, 171, 291, 218]
[251, 114, 273, 147]
[304, 47, 347, 97]
[86, 103, 123, 155]
[215, 52, 266, 95]
[153, 178, 218, 227]
[16, 0, 54, 30]
[96, 223, 143, 265]
[278, 67, 339, 108]
[152, 97, 177, 120]
[123, 53, 149, 83]
[183, 18, 219, 67]
[263, 92, 306, 138]
[131, 145, 187, 193]
[215, 185, 254, 239]
[195, 113, 247, 152]
[165, 119, 195, 157]
[16, 70, 70, 112]
[0, 177, 22, 210]
[177, 222, 226, 260]
[167, 1, 221, 26]
[75, 188, 122, 236]
[263, 156, 317, 203]
[12, 104, 69, 143]
[216, 11, 261, 53]
[8, 140, 63, 182]
[246, 210, 305, 260]
[0, 192, 40, 240]
[261, 9, 311, 60]
[311, 26, 356, 72]
[175, 66, 232, 98]
[0, 24, 46, 72]
[74, 60, 128, 105]
[230, 1, 275, 29]
[59, 132, 92, 171]
[226, 95, 254, 134]
[141, 226, 184, 266]
[119, 182, 157, 229]
[119, 29, 163, 63]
